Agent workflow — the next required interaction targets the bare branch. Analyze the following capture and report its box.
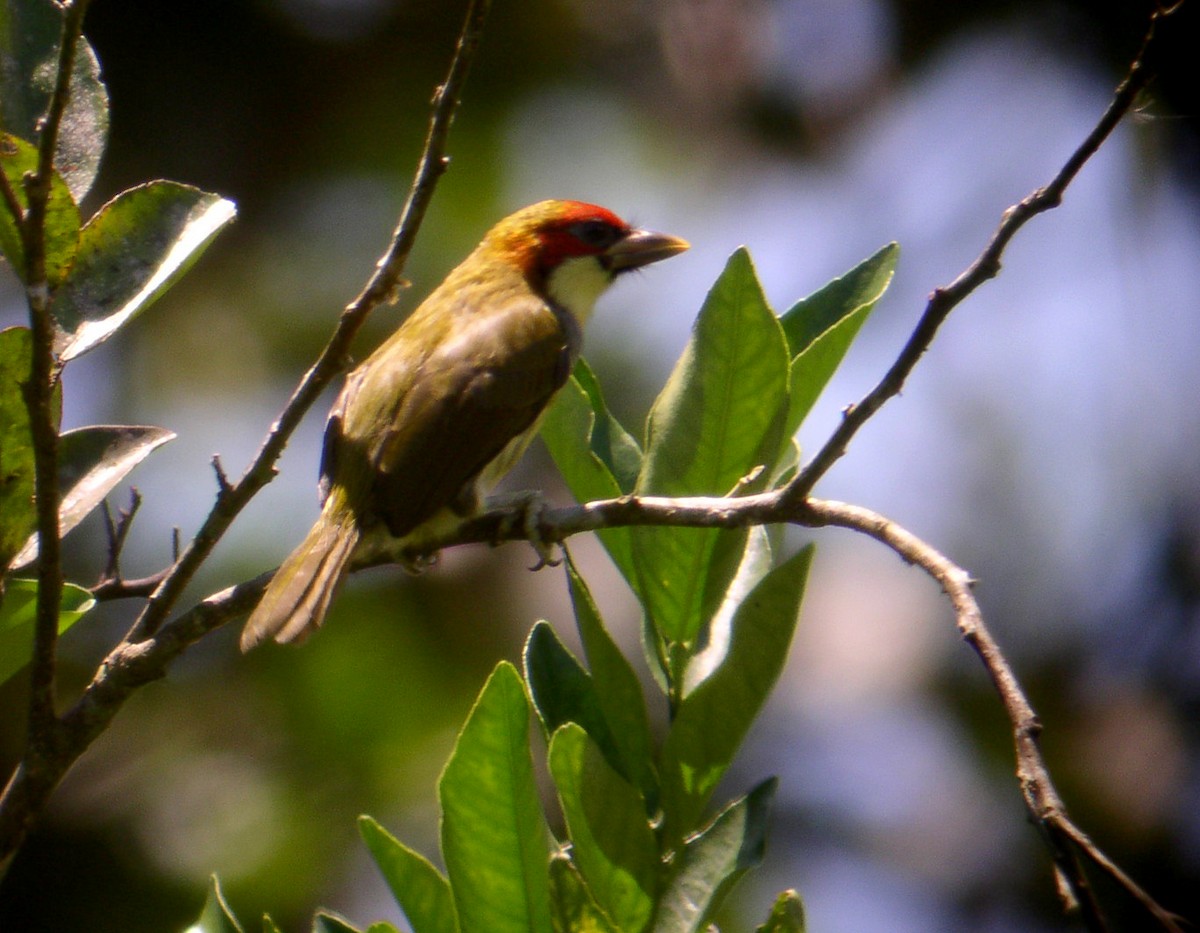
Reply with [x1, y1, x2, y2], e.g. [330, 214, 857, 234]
[0, 0, 493, 872]
[780, 3, 1178, 506]
[799, 498, 1185, 932]
[123, 0, 492, 646]
[19, 0, 94, 781]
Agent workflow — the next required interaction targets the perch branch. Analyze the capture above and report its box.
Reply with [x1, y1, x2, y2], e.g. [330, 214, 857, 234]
[0, 0, 492, 872]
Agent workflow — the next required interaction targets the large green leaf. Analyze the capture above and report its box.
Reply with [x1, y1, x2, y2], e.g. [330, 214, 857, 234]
[659, 546, 812, 845]
[549, 724, 659, 933]
[524, 621, 623, 774]
[0, 326, 61, 572]
[0, 0, 109, 201]
[184, 874, 243, 933]
[780, 243, 898, 443]
[439, 662, 552, 933]
[52, 181, 237, 360]
[0, 132, 80, 286]
[634, 248, 790, 646]
[11, 424, 175, 567]
[0, 577, 94, 685]
[565, 558, 657, 804]
[541, 359, 641, 585]
[651, 778, 777, 933]
[549, 854, 621, 933]
[359, 816, 458, 933]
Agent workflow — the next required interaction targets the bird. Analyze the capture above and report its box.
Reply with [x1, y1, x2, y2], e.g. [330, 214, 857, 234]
[240, 200, 688, 649]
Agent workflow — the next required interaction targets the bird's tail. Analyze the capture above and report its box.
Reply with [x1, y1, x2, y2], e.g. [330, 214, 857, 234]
[240, 501, 360, 650]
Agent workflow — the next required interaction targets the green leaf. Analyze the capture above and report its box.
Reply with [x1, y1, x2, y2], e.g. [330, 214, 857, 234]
[634, 248, 790, 646]
[261, 918, 284, 933]
[755, 890, 807, 933]
[0, 132, 81, 286]
[0, 327, 61, 572]
[184, 874, 243, 933]
[549, 854, 621, 933]
[313, 913, 362, 933]
[439, 662, 552, 933]
[659, 547, 812, 845]
[364, 925, 402, 933]
[651, 779, 777, 933]
[573, 358, 642, 493]
[524, 621, 623, 769]
[565, 557, 657, 804]
[0, 577, 94, 685]
[541, 359, 640, 585]
[11, 424, 175, 567]
[780, 243, 898, 441]
[683, 526, 773, 696]
[52, 181, 237, 361]
[359, 815, 458, 933]
[0, 0, 110, 200]
[549, 724, 659, 933]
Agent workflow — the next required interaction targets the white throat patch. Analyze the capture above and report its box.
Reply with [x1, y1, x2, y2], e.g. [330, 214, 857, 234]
[545, 255, 613, 324]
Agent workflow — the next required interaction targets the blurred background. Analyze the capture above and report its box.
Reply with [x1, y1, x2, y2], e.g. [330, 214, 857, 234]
[2, 0, 1199, 930]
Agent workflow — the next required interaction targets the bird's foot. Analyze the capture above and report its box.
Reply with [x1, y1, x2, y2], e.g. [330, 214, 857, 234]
[487, 491, 561, 570]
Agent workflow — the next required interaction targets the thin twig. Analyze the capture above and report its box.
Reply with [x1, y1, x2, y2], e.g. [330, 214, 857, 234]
[3, 0, 94, 881]
[0, 0, 493, 872]
[798, 498, 1185, 932]
[20, 0, 92, 761]
[780, 3, 1174, 506]
[123, 0, 491, 645]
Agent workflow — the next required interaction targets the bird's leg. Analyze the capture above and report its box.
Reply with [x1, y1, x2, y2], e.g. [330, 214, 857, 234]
[485, 490, 561, 570]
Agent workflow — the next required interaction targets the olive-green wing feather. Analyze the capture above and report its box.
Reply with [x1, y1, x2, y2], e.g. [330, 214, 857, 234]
[326, 293, 573, 538]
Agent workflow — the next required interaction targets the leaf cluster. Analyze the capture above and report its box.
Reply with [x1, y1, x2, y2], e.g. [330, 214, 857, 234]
[188, 241, 895, 932]
[0, 0, 234, 663]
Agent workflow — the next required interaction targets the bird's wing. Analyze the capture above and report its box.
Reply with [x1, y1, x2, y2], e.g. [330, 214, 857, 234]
[327, 293, 574, 538]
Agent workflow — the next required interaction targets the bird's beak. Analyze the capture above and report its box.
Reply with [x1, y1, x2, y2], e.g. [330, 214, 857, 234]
[604, 227, 690, 272]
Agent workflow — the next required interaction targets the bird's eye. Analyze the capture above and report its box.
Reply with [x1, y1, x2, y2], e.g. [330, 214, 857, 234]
[570, 220, 620, 249]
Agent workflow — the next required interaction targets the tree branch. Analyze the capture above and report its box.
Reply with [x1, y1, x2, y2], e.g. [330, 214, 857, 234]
[780, 2, 1174, 506]
[124, 0, 492, 646]
[0, 0, 492, 872]
[15, 0, 94, 843]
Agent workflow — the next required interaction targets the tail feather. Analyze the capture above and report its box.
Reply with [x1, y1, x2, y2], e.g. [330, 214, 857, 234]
[241, 507, 360, 651]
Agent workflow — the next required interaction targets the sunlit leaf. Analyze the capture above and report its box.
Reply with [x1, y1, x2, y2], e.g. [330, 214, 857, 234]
[651, 779, 777, 933]
[439, 662, 552, 933]
[0, 577, 94, 685]
[634, 248, 790, 646]
[183, 874, 243, 933]
[0, 0, 110, 200]
[541, 360, 640, 585]
[549, 854, 620, 933]
[11, 424, 175, 567]
[53, 181, 236, 360]
[0, 133, 81, 286]
[359, 816, 458, 933]
[524, 621, 622, 765]
[780, 243, 898, 441]
[0, 326, 61, 572]
[659, 547, 812, 845]
[549, 724, 659, 933]
[565, 558, 657, 803]
[313, 913, 363, 933]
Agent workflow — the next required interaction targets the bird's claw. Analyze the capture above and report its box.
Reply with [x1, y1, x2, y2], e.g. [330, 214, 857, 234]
[489, 491, 561, 571]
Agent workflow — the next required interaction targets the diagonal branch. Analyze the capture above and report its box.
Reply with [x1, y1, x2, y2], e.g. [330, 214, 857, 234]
[779, 2, 1176, 507]
[124, 0, 492, 647]
[798, 498, 1186, 933]
[0, 0, 493, 873]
